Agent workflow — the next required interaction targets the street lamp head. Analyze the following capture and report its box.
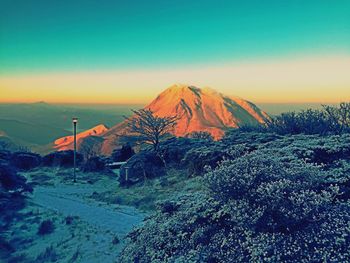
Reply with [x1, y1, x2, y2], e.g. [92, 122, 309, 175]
[72, 117, 78, 123]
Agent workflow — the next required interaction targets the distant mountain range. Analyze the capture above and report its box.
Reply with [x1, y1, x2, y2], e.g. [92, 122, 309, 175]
[55, 84, 269, 155]
[0, 102, 133, 152]
[1, 85, 331, 155]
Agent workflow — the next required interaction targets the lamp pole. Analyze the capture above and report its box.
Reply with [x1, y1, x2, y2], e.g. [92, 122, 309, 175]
[72, 117, 78, 182]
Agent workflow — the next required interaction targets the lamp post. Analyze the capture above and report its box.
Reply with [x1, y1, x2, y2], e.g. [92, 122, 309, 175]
[124, 166, 130, 187]
[72, 117, 78, 182]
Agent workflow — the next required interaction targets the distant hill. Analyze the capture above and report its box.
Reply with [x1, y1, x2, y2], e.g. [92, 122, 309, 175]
[0, 102, 131, 132]
[0, 102, 135, 149]
[0, 119, 70, 145]
[54, 124, 108, 151]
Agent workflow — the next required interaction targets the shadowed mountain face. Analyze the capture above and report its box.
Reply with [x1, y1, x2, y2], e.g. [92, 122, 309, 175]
[55, 85, 269, 155]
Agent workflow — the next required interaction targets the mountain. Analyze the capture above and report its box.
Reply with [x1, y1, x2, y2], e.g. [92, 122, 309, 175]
[54, 84, 269, 155]
[54, 124, 108, 151]
[145, 84, 269, 138]
[99, 84, 269, 154]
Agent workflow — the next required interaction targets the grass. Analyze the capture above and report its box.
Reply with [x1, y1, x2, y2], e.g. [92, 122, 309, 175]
[89, 168, 204, 211]
[35, 245, 58, 262]
[24, 166, 203, 212]
[23, 167, 113, 186]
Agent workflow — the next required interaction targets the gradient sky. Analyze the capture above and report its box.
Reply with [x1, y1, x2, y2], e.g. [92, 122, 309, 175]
[0, 0, 349, 103]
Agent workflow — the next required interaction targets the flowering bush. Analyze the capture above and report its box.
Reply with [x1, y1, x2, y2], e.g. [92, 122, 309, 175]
[120, 148, 350, 262]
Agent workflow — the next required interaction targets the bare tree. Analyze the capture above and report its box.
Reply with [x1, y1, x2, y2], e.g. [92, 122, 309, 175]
[126, 109, 178, 152]
[323, 102, 350, 134]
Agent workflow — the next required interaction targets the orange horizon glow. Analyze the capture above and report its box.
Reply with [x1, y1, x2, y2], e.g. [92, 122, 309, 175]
[1, 55, 349, 104]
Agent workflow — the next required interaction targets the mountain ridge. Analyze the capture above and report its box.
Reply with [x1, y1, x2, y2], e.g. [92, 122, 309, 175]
[53, 84, 269, 154]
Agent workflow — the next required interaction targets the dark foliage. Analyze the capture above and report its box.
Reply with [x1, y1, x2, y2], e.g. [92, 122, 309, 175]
[112, 236, 120, 245]
[37, 219, 55, 235]
[111, 144, 135, 162]
[0, 237, 15, 259]
[159, 137, 201, 167]
[82, 156, 107, 172]
[119, 137, 207, 185]
[0, 162, 33, 262]
[0, 163, 32, 192]
[119, 151, 166, 185]
[0, 150, 12, 162]
[186, 131, 214, 141]
[42, 150, 83, 167]
[11, 152, 41, 170]
[241, 103, 350, 135]
[181, 144, 230, 175]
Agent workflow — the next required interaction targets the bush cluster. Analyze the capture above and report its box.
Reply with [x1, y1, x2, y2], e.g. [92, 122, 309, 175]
[82, 156, 107, 172]
[11, 152, 41, 170]
[241, 103, 350, 135]
[42, 150, 83, 167]
[112, 144, 135, 162]
[120, 134, 350, 262]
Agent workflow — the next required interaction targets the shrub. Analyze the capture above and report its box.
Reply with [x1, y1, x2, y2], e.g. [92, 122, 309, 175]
[0, 163, 32, 192]
[111, 144, 135, 162]
[11, 152, 41, 170]
[159, 137, 201, 168]
[112, 236, 120, 245]
[120, 150, 350, 262]
[37, 219, 55, 235]
[241, 103, 350, 136]
[181, 143, 249, 175]
[186, 131, 214, 141]
[82, 156, 107, 172]
[181, 145, 228, 175]
[65, 216, 76, 225]
[42, 150, 83, 167]
[0, 150, 12, 162]
[119, 151, 165, 185]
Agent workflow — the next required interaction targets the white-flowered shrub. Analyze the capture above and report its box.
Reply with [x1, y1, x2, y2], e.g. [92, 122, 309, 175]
[120, 147, 350, 262]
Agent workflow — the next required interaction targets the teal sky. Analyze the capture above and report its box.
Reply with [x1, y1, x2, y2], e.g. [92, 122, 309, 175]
[1, 0, 349, 74]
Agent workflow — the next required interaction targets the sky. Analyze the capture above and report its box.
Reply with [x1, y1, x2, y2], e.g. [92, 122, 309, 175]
[0, 0, 349, 103]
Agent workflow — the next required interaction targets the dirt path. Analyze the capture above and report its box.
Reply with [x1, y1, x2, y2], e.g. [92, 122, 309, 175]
[11, 182, 147, 262]
[31, 185, 144, 239]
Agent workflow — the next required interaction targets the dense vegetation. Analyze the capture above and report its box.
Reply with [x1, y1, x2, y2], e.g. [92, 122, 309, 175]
[119, 103, 350, 262]
[0, 151, 33, 259]
[242, 102, 350, 135]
